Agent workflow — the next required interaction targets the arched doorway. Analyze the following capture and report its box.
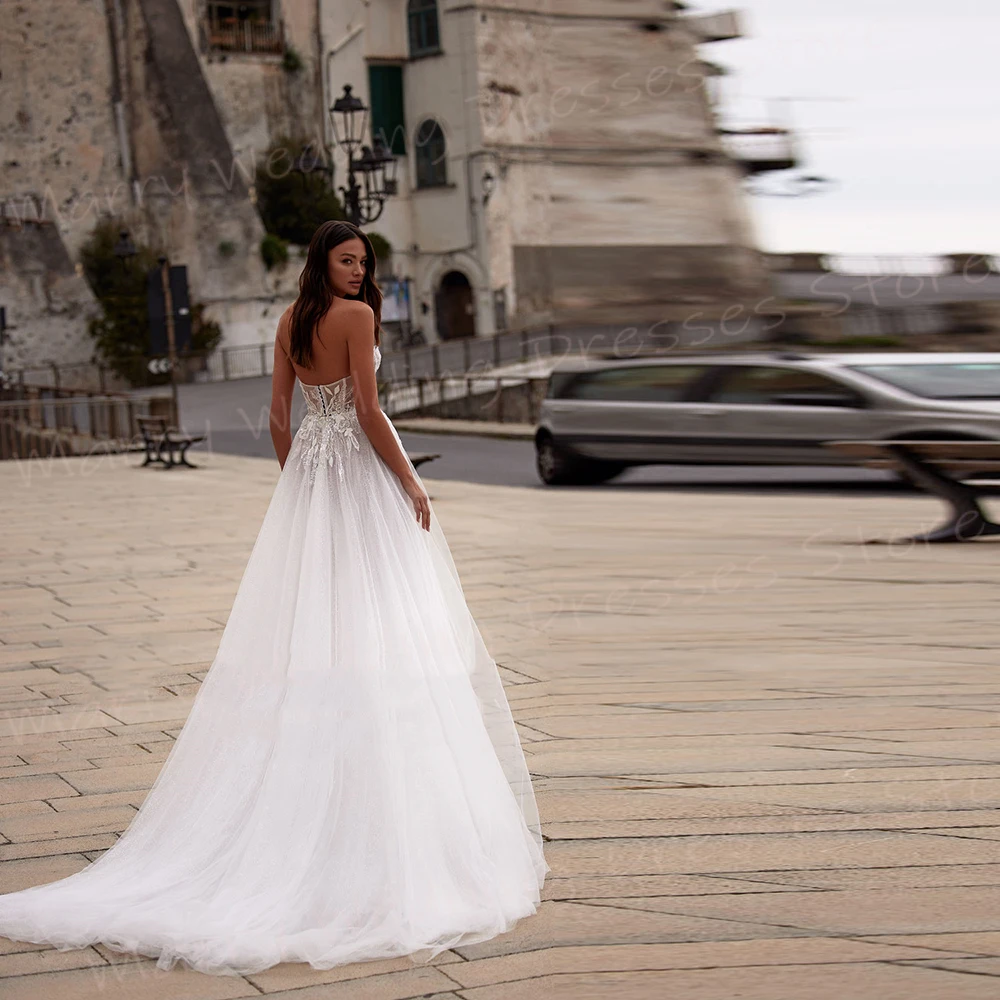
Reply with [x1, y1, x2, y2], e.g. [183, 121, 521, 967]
[435, 270, 476, 340]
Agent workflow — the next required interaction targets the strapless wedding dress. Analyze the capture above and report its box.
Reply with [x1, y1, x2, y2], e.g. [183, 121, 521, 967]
[0, 344, 548, 975]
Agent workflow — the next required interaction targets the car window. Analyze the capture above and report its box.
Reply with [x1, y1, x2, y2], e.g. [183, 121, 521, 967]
[847, 362, 1000, 400]
[708, 366, 860, 405]
[563, 365, 708, 402]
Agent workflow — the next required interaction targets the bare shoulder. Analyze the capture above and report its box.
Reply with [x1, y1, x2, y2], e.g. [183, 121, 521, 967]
[338, 299, 374, 321]
[275, 304, 294, 350]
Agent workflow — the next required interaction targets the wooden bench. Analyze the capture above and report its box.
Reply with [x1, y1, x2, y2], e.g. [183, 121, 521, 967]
[825, 439, 1000, 543]
[137, 416, 206, 469]
[409, 452, 441, 470]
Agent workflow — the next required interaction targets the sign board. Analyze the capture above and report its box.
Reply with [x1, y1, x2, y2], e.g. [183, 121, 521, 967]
[380, 277, 411, 325]
[147, 265, 193, 355]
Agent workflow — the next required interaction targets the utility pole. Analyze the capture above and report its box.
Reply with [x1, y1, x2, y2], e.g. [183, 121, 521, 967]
[158, 255, 180, 427]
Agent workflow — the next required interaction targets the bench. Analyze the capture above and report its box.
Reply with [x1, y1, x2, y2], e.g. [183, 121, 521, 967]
[137, 416, 206, 469]
[408, 452, 441, 470]
[825, 439, 1000, 543]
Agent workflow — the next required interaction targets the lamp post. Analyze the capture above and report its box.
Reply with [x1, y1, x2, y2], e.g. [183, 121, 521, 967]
[328, 84, 399, 226]
[113, 229, 137, 269]
[114, 231, 181, 427]
[157, 255, 179, 408]
[291, 143, 333, 190]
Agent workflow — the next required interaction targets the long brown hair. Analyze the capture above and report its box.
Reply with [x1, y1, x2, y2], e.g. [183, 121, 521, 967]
[288, 221, 383, 368]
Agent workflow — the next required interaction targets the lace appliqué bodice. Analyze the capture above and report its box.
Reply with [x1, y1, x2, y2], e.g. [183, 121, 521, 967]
[295, 345, 382, 484]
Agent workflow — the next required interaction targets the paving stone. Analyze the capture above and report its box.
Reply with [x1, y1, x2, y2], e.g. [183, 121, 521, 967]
[652, 886, 1000, 935]
[869, 931, 1000, 954]
[445, 937, 964, 988]
[4, 452, 1000, 998]
[454, 962, 1000, 999]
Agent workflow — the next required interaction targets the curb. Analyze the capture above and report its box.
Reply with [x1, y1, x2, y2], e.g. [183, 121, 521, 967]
[392, 420, 536, 442]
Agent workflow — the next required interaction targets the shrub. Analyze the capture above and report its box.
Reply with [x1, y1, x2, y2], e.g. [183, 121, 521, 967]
[255, 137, 345, 246]
[261, 233, 290, 270]
[366, 231, 393, 273]
[282, 46, 303, 73]
[81, 219, 223, 386]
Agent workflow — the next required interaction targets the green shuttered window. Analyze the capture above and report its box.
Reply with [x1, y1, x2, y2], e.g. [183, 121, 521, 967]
[368, 65, 406, 156]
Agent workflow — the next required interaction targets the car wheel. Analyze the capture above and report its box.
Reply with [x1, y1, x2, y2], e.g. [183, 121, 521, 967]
[536, 435, 627, 486]
[536, 434, 578, 485]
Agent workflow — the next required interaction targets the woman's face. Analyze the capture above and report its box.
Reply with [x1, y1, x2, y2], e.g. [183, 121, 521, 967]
[327, 237, 368, 297]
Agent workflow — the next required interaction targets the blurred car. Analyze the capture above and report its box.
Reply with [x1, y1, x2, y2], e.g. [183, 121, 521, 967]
[534, 351, 1000, 485]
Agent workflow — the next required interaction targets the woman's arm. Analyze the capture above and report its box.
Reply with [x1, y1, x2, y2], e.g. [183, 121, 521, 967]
[269, 313, 297, 469]
[345, 303, 431, 531]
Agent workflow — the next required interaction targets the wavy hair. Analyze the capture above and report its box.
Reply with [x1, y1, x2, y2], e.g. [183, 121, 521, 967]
[288, 221, 383, 368]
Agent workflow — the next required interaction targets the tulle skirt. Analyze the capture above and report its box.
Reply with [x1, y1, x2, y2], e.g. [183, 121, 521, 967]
[0, 415, 548, 975]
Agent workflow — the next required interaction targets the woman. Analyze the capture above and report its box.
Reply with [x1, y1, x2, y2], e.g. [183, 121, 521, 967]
[0, 221, 548, 975]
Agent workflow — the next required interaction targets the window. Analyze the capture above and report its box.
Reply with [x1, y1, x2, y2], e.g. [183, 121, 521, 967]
[368, 65, 406, 156]
[563, 365, 708, 402]
[848, 362, 1000, 400]
[206, 1, 281, 54]
[709, 367, 863, 406]
[408, 0, 441, 57]
[414, 119, 447, 188]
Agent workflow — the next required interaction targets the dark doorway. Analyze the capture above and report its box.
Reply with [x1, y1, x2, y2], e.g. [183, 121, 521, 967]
[435, 270, 476, 341]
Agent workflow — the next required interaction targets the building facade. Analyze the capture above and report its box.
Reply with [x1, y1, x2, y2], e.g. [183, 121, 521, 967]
[1, 0, 778, 370]
[324, 0, 773, 341]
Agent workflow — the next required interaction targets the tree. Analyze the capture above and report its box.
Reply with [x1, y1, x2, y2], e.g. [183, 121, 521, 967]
[80, 220, 222, 386]
[255, 137, 345, 247]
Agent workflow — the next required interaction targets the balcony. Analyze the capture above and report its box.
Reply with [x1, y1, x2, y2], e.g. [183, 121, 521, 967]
[719, 126, 798, 174]
[206, 18, 283, 56]
[681, 10, 742, 43]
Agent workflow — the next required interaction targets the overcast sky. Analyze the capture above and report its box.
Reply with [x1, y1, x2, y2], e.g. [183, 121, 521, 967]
[712, 0, 998, 256]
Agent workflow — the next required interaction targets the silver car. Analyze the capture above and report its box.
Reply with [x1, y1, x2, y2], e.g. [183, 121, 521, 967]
[534, 351, 1000, 485]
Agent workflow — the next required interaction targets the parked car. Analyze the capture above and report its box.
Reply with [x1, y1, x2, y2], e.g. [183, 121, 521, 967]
[534, 351, 1000, 485]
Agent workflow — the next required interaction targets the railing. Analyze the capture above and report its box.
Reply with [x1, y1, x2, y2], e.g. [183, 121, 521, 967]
[5, 326, 562, 393]
[2, 319, 759, 397]
[381, 375, 550, 424]
[207, 19, 283, 55]
[0, 385, 152, 461]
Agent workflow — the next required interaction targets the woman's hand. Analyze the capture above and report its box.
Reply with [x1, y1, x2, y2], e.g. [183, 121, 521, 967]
[403, 476, 431, 531]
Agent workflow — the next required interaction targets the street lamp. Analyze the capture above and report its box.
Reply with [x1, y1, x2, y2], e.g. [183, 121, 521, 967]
[328, 84, 399, 226]
[291, 143, 333, 184]
[113, 230, 182, 426]
[113, 229, 137, 270]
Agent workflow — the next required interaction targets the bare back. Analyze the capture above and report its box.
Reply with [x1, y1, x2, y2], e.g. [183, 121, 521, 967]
[281, 300, 372, 387]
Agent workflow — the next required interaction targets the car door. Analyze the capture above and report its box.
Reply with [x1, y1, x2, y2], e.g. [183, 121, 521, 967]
[699, 364, 872, 464]
[553, 363, 715, 463]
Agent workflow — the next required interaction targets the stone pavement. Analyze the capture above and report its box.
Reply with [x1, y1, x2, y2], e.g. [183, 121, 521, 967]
[1, 450, 1000, 998]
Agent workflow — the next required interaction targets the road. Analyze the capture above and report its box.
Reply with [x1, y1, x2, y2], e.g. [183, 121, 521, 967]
[197, 423, 905, 493]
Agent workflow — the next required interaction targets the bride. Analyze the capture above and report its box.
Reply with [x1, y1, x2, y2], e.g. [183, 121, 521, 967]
[0, 221, 548, 976]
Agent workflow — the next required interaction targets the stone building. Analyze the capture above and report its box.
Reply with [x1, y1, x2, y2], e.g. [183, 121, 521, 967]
[1, 0, 779, 370]
[1, 0, 320, 370]
[324, 0, 775, 341]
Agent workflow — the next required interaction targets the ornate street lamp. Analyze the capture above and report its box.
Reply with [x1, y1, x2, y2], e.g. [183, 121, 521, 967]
[329, 84, 368, 153]
[113, 229, 138, 269]
[328, 84, 398, 226]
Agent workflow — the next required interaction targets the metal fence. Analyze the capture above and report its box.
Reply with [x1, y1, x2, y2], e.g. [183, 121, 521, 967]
[207, 19, 283, 54]
[2, 319, 762, 399]
[5, 325, 564, 393]
[383, 375, 550, 424]
[0, 385, 152, 461]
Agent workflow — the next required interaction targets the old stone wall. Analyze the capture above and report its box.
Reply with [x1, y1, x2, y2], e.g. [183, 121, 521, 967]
[0, 223, 100, 371]
[0, 0, 123, 253]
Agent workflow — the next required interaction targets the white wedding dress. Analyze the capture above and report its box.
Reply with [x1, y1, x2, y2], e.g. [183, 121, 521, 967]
[0, 344, 548, 975]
